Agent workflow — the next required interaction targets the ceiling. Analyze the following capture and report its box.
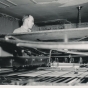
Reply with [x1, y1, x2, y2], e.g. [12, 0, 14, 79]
[0, 0, 88, 24]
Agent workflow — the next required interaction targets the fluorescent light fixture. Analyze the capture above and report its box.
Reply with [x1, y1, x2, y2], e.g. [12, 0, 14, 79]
[37, 0, 59, 4]
[30, 0, 73, 4]
[0, 1, 10, 7]
[30, 0, 60, 4]
[30, 0, 37, 4]
[6, 0, 17, 6]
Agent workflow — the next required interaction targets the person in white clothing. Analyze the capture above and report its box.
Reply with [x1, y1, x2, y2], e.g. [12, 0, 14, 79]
[13, 15, 34, 33]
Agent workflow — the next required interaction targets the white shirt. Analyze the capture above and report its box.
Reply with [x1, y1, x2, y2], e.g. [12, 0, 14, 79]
[13, 26, 31, 33]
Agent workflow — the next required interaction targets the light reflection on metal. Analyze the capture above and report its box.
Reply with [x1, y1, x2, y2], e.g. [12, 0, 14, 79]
[40, 58, 42, 61]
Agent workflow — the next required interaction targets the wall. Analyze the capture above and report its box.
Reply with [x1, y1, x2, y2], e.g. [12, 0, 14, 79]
[0, 13, 19, 33]
[0, 13, 20, 56]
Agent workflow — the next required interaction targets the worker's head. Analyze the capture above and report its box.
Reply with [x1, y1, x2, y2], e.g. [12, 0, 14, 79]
[22, 15, 34, 29]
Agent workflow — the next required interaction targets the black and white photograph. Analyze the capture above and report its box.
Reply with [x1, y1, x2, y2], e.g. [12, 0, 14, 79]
[0, 0, 88, 86]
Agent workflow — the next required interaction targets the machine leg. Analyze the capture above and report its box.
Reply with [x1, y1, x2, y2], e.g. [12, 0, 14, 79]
[65, 57, 68, 63]
[79, 57, 83, 67]
[56, 58, 59, 67]
[48, 50, 52, 67]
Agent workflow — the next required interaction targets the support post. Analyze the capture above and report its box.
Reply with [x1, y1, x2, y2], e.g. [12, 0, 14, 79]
[48, 50, 52, 67]
[72, 57, 75, 68]
[77, 6, 83, 28]
[64, 34, 68, 43]
[79, 57, 83, 67]
[0, 47, 1, 56]
[65, 57, 68, 63]
[57, 58, 59, 67]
